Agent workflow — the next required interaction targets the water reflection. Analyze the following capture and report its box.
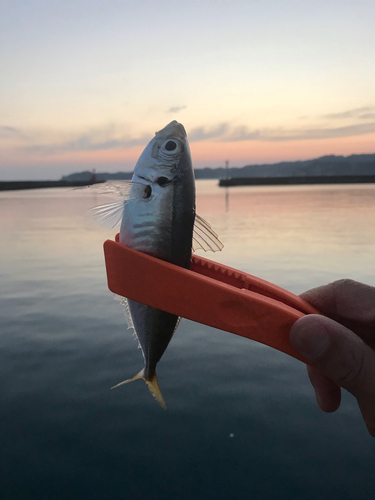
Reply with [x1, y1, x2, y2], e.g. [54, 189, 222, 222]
[2, 182, 375, 289]
[1, 182, 375, 500]
[195, 181, 375, 289]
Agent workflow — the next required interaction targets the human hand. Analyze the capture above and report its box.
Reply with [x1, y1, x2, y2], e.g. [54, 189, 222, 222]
[289, 279, 375, 436]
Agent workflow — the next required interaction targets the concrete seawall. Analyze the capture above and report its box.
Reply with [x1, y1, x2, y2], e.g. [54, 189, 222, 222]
[0, 180, 105, 191]
[219, 175, 375, 187]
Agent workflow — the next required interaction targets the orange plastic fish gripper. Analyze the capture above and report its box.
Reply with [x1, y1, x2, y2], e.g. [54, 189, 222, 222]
[103, 235, 320, 364]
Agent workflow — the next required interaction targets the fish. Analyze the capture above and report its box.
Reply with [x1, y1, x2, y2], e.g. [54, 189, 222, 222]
[88, 121, 223, 408]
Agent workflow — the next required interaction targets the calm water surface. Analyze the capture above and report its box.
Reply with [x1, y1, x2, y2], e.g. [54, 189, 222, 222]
[1, 181, 375, 499]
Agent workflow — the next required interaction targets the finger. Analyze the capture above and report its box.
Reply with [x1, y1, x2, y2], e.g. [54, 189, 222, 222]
[307, 365, 341, 413]
[300, 279, 375, 347]
[300, 279, 375, 325]
[290, 314, 375, 436]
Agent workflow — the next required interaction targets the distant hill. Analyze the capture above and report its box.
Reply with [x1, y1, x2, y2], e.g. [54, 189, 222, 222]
[61, 153, 375, 181]
[61, 171, 132, 181]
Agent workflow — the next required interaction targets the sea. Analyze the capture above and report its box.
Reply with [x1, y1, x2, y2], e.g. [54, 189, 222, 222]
[1, 180, 375, 500]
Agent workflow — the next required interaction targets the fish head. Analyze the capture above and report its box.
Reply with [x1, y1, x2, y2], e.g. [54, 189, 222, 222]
[121, 120, 195, 263]
[132, 121, 193, 186]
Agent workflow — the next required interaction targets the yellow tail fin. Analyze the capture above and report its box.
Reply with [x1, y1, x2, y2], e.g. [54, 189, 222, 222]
[111, 369, 144, 389]
[111, 369, 167, 409]
[145, 374, 167, 409]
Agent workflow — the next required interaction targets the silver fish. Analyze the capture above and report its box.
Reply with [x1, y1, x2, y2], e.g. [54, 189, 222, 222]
[89, 121, 223, 408]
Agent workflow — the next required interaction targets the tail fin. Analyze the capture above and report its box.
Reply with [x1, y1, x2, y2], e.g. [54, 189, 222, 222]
[145, 374, 167, 409]
[111, 369, 167, 409]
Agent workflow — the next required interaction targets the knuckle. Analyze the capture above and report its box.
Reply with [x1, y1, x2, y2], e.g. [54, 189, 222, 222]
[334, 347, 368, 394]
[332, 278, 357, 292]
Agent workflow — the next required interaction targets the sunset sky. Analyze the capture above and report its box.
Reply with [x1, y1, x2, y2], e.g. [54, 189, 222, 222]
[1, 0, 375, 180]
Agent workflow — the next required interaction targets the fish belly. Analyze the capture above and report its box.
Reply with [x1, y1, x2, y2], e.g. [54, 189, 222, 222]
[127, 300, 178, 380]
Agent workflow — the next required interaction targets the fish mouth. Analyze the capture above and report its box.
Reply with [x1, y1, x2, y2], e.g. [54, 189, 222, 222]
[156, 120, 186, 140]
[133, 121, 190, 181]
[137, 174, 153, 183]
[134, 166, 179, 186]
[137, 171, 172, 181]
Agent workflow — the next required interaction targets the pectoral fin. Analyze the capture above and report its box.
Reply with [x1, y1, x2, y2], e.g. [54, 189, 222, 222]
[85, 181, 157, 229]
[192, 214, 224, 252]
[111, 369, 167, 409]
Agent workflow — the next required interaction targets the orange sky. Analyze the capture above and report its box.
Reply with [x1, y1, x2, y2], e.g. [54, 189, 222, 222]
[2, 132, 375, 180]
[1, 1, 375, 179]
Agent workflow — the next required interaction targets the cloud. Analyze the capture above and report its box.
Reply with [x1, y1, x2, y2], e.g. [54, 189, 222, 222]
[359, 113, 375, 120]
[13, 114, 375, 157]
[22, 134, 151, 155]
[189, 123, 231, 141]
[225, 122, 375, 142]
[323, 106, 375, 120]
[0, 125, 24, 138]
[167, 106, 187, 113]
[189, 122, 375, 142]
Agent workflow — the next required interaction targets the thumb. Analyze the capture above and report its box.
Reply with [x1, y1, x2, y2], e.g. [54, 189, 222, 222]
[290, 314, 375, 436]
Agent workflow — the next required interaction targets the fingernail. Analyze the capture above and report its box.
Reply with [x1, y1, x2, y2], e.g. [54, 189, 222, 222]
[290, 319, 331, 360]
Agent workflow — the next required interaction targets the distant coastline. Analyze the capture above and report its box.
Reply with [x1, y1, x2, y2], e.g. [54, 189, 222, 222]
[219, 174, 375, 187]
[0, 180, 104, 191]
[2, 153, 375, 190]
[61, 153, 375, 183]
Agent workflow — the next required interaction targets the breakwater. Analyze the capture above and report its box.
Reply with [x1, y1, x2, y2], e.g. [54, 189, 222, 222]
[219, 175, 375, 187]
[0, 180, 105, 191]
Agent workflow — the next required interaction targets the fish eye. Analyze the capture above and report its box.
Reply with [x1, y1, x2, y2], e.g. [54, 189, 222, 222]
[156, 176, 171, 187]
[143, 185, 152, 198]
[160, 139, 183, 155]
